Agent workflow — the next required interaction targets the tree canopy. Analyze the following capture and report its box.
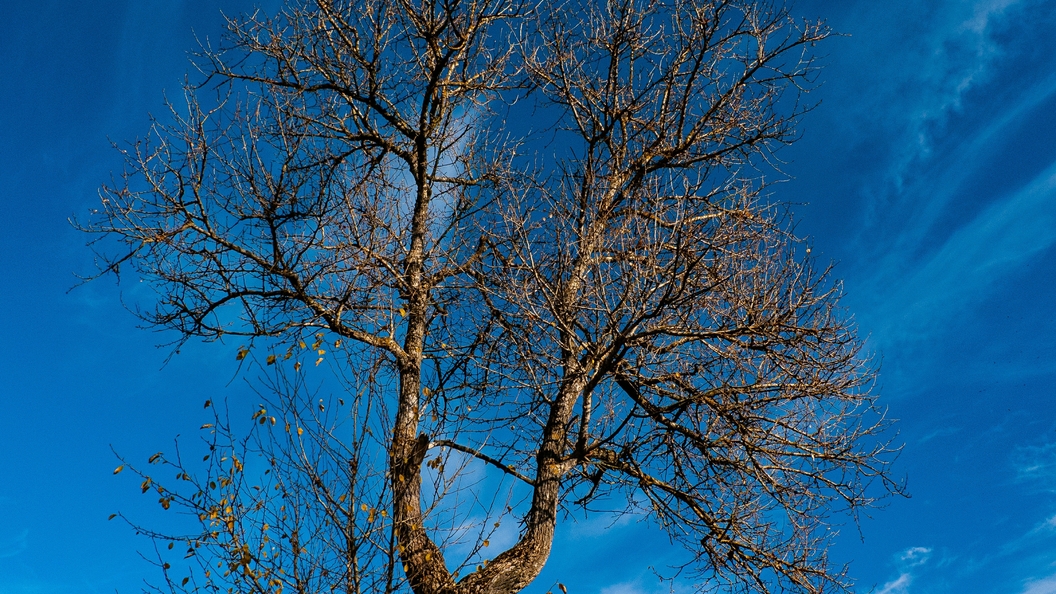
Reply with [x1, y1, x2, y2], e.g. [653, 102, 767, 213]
[85, 1, 902, 593]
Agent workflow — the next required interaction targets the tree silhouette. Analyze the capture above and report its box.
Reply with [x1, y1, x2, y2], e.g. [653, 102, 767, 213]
[86, 1, 902, 592]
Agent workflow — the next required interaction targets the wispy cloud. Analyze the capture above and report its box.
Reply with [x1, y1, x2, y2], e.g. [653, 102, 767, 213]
[0, 528, 28, 559]
[873, 546, 934, 594]
[865, 156, 1056, 348]
[819, 2, 1056, 356]
[1013, 441, 1056, 490]
[597, 577, 691, 594]
[918, 426, 962, 445]
[899, 546, 933, 567]
[876, 573, 913, 594]
[837, 0, 1030, 188]
[1022, 573, 1056, 594]
[599, 580, 646, 594]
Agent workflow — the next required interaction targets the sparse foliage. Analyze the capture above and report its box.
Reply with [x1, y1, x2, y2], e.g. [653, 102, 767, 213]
[85, 0, 902, 593]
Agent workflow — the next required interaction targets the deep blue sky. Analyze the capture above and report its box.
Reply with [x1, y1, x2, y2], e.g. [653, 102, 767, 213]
[2, 1, 1055, 593]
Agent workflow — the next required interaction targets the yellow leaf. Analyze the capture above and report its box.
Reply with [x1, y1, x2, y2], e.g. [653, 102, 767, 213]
[399, 307, 406, 317]
[297, 427, 304, 436]
[298, 341, 306, 349]
[315, 357, 323, 366]
[266, 354, 277, 365]
[236, 348, 249, 361]
[317, 349, 326, 355]
[483, 540, 489, 547]
[294, 362, 302, 372]
[113, 465, 125, 475]
[201, 423, 213, 429]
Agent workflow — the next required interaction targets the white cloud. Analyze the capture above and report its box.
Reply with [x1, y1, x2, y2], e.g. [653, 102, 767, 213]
[964, 0, 1022, 33]
[872, 545, 934, 594]
[876, 573, 913, 594]
[866, 0, 1028, 181]
[1022, 573, 1056, 594]
[822, 3, 1056, 355]
[899, 546, 933, 567]
[1014, 441, 1056, 489]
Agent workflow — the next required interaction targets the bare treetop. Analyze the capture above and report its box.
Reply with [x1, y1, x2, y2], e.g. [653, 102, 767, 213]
[84, 1, 902, 593]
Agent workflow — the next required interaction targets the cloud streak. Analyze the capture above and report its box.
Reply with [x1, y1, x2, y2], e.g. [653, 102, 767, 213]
[833, 0, 1031, 190]
[872, 546, 934, 594]
[0, 528, 29, 559]
[876, 573, 912, 594]
[866, 156, 1056, 347]
[805, 1, 1056, 358]
[1022, 574, 1056, 594]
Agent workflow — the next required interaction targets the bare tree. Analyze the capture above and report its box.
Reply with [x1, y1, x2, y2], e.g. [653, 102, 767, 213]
[85, 0, 902, 593]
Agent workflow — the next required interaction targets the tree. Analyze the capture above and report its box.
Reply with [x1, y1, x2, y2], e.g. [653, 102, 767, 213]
[84, 0, 902, 592]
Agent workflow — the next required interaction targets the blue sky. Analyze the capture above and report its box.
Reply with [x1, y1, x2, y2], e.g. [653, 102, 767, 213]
[1, 1, 1055, 593]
